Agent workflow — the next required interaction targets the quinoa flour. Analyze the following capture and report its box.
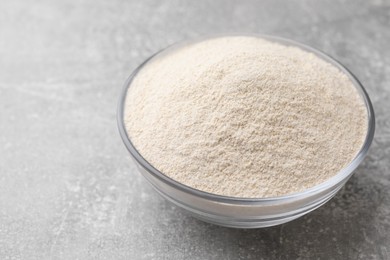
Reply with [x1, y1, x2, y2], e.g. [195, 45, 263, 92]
[124, 36, 367, 198]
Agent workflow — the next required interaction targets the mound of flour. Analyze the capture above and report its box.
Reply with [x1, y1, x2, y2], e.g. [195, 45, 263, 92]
[124, 36, 367, 198]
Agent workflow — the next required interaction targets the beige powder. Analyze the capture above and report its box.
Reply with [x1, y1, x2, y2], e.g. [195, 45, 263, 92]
[124, 36, 367, 198]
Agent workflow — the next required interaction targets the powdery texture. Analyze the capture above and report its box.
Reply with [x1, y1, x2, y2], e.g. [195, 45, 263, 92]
[124, 36, 367, 198]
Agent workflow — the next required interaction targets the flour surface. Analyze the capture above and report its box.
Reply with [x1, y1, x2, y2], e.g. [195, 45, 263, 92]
[124, 36, 367, 198]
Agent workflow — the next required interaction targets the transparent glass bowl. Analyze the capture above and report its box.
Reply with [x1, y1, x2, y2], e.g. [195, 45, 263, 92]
[117, 35, 375, 228]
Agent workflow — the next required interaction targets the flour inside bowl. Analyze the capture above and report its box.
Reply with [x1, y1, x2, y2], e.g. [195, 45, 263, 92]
[124, 36, 367, 198]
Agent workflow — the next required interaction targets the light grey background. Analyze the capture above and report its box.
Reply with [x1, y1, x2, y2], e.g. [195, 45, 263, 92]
[1, 0, 389, 259]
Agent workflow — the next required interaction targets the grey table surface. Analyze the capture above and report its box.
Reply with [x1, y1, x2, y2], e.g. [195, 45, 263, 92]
[1, 0, 390, 259]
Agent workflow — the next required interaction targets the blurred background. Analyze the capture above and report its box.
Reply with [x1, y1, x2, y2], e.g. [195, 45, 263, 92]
[0, 0, 389, 259]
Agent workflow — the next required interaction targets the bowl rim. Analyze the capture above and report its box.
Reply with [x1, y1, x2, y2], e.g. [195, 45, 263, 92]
[117, 33, 375, 205]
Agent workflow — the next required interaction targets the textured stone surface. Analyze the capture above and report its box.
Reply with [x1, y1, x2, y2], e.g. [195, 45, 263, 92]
[0, 0, 389, 259]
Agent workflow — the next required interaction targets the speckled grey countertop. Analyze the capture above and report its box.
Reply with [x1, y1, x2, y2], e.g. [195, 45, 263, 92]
[0, 0, 389, 259]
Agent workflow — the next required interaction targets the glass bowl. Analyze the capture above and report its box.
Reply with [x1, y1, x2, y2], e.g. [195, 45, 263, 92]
[117, 34, 375, 228]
